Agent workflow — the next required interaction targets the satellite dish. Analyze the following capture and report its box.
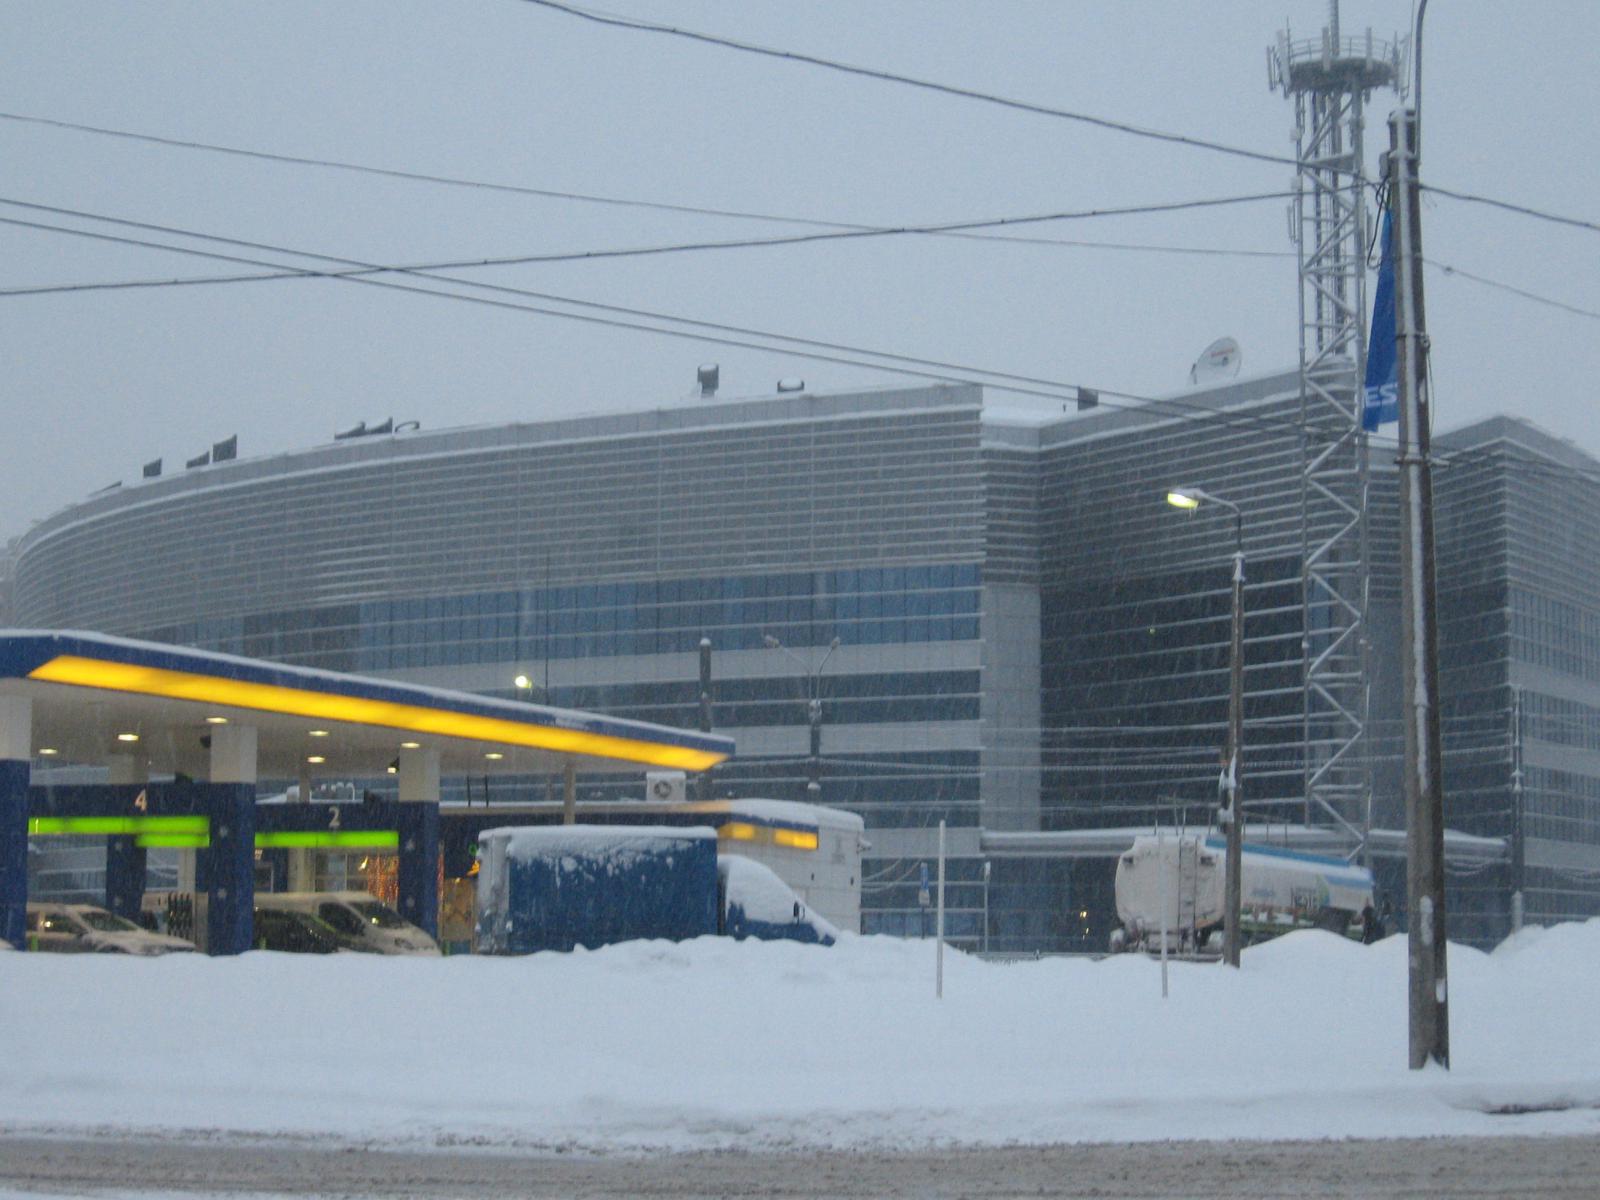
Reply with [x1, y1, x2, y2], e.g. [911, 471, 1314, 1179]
[1189, 337, 1242, 385]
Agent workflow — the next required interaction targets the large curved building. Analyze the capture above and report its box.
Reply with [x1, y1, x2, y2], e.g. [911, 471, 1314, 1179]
[15, 372, 1600, 948]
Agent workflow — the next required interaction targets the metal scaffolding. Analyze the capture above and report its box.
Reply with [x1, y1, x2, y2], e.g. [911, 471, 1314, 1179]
[1269, 6, 1403, 855]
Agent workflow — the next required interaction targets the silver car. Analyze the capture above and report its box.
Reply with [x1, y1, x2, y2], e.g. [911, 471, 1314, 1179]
[25, 903, 196, 955]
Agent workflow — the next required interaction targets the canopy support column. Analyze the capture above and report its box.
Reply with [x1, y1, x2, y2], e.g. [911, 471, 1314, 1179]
[0, 697, 32, 949]
[397, 747, 440, 937]
[205, 725, 258, 956]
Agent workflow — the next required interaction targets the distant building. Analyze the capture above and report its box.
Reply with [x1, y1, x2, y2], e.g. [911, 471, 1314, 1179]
[1432, 417, 1600, 930]
[12, 374, 1600, 947]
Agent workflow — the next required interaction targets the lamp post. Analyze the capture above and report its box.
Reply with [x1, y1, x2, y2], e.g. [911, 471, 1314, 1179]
[763, 633, 840, 802]
[981, 859, 992, 954]
[1166, 487, 1246, 968]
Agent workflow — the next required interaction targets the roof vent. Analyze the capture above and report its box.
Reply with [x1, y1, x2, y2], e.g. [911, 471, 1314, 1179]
[776, 378, 805, 393]
[697, 364, 719, 397]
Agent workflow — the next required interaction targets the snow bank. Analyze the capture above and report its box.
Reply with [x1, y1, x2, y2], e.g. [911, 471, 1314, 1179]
[485, 823, 717, 862]
[720, 853, 840, 944]
[4, 923, 1600, 1153]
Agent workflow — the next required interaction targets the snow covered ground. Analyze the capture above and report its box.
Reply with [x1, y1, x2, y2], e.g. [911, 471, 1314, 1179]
[4, 923, 1600, 1154]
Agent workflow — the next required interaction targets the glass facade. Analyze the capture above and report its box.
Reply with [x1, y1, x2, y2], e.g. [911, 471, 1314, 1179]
[1433, 418, 1600, 935]
[132, 567, 982, 672]
[14, 384, 1010, 941]
[15, 379, 1600, 949]
[1033, 385, 1400, 834]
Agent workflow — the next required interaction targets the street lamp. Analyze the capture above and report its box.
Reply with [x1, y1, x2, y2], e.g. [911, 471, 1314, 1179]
[763, 633, 841, 801]
[1166, 486, 1246, 968]
[981, 860, 992, 954]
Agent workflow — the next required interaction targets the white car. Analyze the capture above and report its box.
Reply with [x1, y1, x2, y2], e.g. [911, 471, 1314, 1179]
[25, 903, 196, 955]
[252, 892, 441, 956]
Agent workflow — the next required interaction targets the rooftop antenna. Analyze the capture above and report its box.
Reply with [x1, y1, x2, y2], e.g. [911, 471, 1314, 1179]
[1188, 337, 1242, 386]
[1268, 2, 1402, 860]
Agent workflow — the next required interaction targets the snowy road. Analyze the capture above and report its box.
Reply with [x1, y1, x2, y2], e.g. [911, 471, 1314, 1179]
[3, 1133, 1600, 1198]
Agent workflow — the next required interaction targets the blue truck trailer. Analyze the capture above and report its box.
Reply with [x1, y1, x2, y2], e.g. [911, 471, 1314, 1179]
[474, 824, 837, 953]
[475, 825, 719, 954]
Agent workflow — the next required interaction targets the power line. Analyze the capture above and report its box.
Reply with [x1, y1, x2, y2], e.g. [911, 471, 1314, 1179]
[1423, 257, 1600, 323]
[10, 110, 1588, 257]
[6, 196, 1600, 489]
[0, 109, 1284, 262]
[514, 0, 1299, 169]
[0, 195, 1294, 410]
[0, 110, 834, 225]
[1422, 183, 1600, 237]
[0, 197, 1350, 448]
[0, 189, 1295, 278]
[0, 209, 1163, 409]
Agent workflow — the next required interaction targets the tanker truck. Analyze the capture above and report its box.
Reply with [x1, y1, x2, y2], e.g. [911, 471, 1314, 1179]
[1110, 832, 1375, 955]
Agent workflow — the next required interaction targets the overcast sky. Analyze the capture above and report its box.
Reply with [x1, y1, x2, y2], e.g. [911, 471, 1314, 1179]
[2, 1, 1597, 541]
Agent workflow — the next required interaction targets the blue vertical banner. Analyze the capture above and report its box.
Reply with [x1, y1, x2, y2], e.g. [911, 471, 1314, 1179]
[1362, 207, 1399, 431]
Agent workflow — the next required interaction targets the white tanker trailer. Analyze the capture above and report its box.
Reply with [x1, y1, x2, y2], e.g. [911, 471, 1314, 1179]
[1110, 832, 1374, 954]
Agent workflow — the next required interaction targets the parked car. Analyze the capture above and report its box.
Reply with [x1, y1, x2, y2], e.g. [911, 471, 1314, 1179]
[24, 903, 196, 955]
[253, 892, 441, 956]
[251, 907, 359, 955]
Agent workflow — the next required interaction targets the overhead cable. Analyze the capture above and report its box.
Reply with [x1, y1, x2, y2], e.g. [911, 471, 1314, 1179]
[5, 197, 1600, 487]
[513, 0, 1298, 168]
[0, 189, 1292, 276]
[0, 109, 1285, 261]
[1424, 258, 1600, 322]
[1422, 183, 1600, 237]
[0, 196, 1328, 440]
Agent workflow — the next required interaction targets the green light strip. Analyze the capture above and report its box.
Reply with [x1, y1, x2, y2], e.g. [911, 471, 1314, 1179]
[28, 815, 210, 837]
[254, 830, 400, 850]
[28, 816, 397, 852]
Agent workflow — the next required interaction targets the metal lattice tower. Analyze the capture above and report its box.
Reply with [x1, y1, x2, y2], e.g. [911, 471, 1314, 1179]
[1268, 5, 1402, 853]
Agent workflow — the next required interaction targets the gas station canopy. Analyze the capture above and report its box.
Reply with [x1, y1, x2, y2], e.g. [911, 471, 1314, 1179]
[0, 630, 734, 779]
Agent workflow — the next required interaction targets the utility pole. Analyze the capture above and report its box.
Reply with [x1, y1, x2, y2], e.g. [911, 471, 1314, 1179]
[1224, 526, 1245, 968]
[697, 637, 714, 802]
[1510, 685, 1525, 934]
[1389, 106, 1449, 1070]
